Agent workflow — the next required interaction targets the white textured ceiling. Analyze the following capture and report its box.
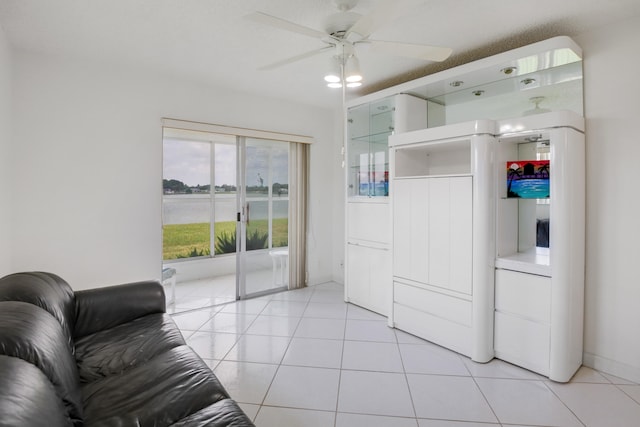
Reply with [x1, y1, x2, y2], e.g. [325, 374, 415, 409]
[2, 0, 640, 110]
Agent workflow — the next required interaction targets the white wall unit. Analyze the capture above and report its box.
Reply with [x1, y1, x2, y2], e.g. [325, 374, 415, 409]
[494, 111, 585, 382]
[389, 120, 496, 362]
[344, 94, 428, 316]
[344, 38, 591, 380]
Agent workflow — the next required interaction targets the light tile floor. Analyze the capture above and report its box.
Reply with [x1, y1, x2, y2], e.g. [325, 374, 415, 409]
[165, 269, 282, 315]
[171, 282, 640, 427]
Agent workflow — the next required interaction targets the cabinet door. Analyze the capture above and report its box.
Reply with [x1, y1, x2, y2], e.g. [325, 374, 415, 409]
[347, 202, 389, 244]
[347, 243, 369, 306]
[448, 177, 473, 295]
[428, 177, 472, 294]
[348, 104, 370, 139]
[393, 179, 428, 283]
[347, 243, 390, 316]
[369, 245, 391, 315]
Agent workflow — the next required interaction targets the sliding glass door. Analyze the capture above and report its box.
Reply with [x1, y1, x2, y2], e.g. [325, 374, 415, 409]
[237, 137, 290, 298]
[163, 126, 297, 307]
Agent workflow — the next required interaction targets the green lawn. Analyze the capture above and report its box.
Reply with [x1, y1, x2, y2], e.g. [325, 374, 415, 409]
[163, 219, 288, 260]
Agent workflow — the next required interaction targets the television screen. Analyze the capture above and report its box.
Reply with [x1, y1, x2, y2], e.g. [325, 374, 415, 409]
[506, 160, 550, 198]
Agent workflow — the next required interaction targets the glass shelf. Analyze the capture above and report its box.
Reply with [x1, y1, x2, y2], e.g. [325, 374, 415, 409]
[351, 131, 393, 143]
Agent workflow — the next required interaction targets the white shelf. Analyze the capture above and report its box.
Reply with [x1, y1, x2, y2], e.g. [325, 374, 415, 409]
[496, 247, 551, 277]
[392, 140, 472, 177]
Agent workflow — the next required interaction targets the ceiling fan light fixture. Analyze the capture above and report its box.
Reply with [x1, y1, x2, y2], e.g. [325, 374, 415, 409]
[327, 82, 343, 88]
[324, 56, 342, 83]
[324, 73, 341, 83]
[346, 81, 362, 88]
[344, 55, 363, 83]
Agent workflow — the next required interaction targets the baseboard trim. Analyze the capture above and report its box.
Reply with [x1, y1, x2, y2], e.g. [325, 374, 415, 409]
[307, 274, 335, 286]
[583, 352, 640, 383]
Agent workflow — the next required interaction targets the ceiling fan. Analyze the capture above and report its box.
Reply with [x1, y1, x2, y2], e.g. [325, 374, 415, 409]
[246, 0, 453, 87]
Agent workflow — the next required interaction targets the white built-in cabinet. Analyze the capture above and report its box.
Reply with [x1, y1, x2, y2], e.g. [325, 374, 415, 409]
[389, 121, 496, 362]
[493, 111, 585, 382]
[342, 37, 586, 382]
[387, 111, 585, 380]
[345, 94, 428, 315]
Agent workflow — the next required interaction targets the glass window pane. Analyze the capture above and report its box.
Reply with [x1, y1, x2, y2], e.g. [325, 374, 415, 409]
[273, 200, 288, 248]
[246, 144, 270, 197]
[245, 141, 270, 251]
[246, 200, 269, 251]
[214, 142, 237, 255]
[162, 139, 211, 260]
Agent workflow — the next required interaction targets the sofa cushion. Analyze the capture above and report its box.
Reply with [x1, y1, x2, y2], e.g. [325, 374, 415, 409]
[0, 301, 83, 426]
[75, 313, 186, 383]
[169, 399, 255, 427]
[74, 280, 166, 338]
[82, 345, 232, 426]
[0, 271, 76, 353]
[0, 355, 74, 427]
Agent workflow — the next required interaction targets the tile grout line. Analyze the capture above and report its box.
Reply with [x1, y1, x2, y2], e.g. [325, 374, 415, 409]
[332, 297, 351, 427]
[394, 328, 420, 425]
[541, 380, 588, 427]
[252, 286, 318, 423]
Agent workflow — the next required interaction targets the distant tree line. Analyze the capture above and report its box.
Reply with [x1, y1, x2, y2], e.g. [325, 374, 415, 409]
[163, 179, 287, 195]
[163, 179, 211, 194]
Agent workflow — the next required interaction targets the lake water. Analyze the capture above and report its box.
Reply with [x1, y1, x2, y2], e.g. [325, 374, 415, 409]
[163, 194, 288, 225]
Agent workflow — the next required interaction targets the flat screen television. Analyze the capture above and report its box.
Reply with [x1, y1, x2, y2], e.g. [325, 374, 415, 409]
[506, 160, 550, 198]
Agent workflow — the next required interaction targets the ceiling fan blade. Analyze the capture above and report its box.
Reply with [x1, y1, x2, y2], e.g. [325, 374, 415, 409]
[246, 11, 329, 40]
[346, 0, 417, 39]
[367, 40, 453, 62]
[258, 46, 333, 71]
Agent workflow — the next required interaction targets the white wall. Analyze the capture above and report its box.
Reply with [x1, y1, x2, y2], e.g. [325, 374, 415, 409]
[575, 15, 640, 382]
[11, 52, 336, 290]
[0, 24, 12, 277]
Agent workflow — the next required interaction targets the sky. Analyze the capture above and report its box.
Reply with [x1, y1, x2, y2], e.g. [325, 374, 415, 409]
[163, 137, 289, 187]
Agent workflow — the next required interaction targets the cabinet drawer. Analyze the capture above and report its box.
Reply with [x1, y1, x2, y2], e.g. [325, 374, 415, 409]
[394, 303, 471, 357]
[494, 311, 550, 376]
[394, 282, 471, 326]
[495, 269, 550, 322]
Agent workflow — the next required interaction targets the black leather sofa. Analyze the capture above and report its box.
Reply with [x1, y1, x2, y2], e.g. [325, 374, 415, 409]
[0, 271, 255, 427]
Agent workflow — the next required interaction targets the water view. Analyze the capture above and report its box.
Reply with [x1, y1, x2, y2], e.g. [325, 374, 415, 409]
[163, 194, 289, 225]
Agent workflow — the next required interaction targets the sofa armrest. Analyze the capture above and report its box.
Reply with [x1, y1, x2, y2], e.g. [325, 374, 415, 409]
[74, 280, 166, 338]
